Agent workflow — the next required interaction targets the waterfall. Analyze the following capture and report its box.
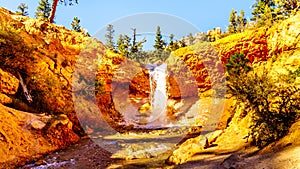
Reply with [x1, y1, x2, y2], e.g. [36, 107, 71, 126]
[147, 63, 168, 126]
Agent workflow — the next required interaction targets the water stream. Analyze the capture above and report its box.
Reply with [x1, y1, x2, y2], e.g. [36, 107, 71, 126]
[147, 63, 168, 126]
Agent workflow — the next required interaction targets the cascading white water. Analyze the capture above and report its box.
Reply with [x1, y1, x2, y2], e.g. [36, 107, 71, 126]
[147, 63, 168, 126]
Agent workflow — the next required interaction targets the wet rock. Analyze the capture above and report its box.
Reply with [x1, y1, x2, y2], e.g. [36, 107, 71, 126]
[30, 119, 46, 130]
[112, 142, 173, 160]
[144, 63, 158, 71]
[35, 159, 47, 165]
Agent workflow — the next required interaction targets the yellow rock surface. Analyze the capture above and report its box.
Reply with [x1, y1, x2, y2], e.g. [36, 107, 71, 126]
[0, 68, 19, 95]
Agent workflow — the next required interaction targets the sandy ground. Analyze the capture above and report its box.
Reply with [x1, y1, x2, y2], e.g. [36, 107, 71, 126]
[175, 145, 300, 169]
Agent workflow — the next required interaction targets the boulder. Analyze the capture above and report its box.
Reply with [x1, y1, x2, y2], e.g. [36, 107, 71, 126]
[166, 130, 223, 165]
[30, 119, 46, 130]
[45, 114, 80, 149]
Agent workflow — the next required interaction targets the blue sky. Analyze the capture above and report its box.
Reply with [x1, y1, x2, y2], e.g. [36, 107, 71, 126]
[0, 0, 255, 48]
[0, 1, 255, 33]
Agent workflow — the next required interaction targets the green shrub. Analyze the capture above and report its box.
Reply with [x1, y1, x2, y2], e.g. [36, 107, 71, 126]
[225, 52, 252, 76]
[286, 66, 300, 83]
[0, 23, 32, 67]
[128, 49, 170, 64]
[244, 72, 299, 148]
[226, 53, 300, 148]
[95, 78, 105, 95]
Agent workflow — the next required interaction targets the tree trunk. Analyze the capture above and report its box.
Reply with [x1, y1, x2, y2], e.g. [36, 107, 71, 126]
[49, 0, 59, 23]
[289, 0, 297, 10]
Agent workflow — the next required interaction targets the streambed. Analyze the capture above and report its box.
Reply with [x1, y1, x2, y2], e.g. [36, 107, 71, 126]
[22, 130, 189, 169]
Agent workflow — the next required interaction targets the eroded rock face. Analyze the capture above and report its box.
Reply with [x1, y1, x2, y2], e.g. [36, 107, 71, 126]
[167, 43, 224, 94]
[0, 68, 19, 95]
[0, 68, 19, 105]
[214, 13, 300, 66]
[214, 28, 270, 64]
[267, 13, 300, 54]
[0, 7, 107, 135]
[45, 114, 80, 149]
[0, 103, 81, 167]
[0, 93, 12, 104]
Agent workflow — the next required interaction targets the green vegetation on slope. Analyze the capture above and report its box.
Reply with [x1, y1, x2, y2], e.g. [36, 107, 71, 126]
[0, 23, 33, 68]
[226, 51, 300, 148]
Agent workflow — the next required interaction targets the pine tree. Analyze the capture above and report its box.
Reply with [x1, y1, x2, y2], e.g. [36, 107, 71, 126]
[71, 17, 82, 32]
[179, 38, 186, 48]
[187, 33, 195, 45]
[169, 34, 174, 46]
[251, 0, 278, 26]
[167, 34, 179, 51]
[117, 35, 126, 56]
[16, 3, 29, 16]
[273, 0, 299, 15]
[153, 26, 165, 50]
[137, 37, 146, 52]
[131, 28, 138, 53]
[228, 9, 237, 33]
[237, 9, 247, 32]
[263, 5, 275, 25]
[35, 0, 51, 20]
[49, 0, 78, 23]
[117, 34, 132, 57]
[172, 41, 180, 51]
[105, 24, 115, 49]
[251, 0, 299, 27]
[123, 35, 131, 54]
[240, 10, 247, 27]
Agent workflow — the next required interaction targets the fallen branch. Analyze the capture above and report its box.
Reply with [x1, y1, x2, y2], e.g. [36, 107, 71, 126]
[17, 72, 33, 103]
